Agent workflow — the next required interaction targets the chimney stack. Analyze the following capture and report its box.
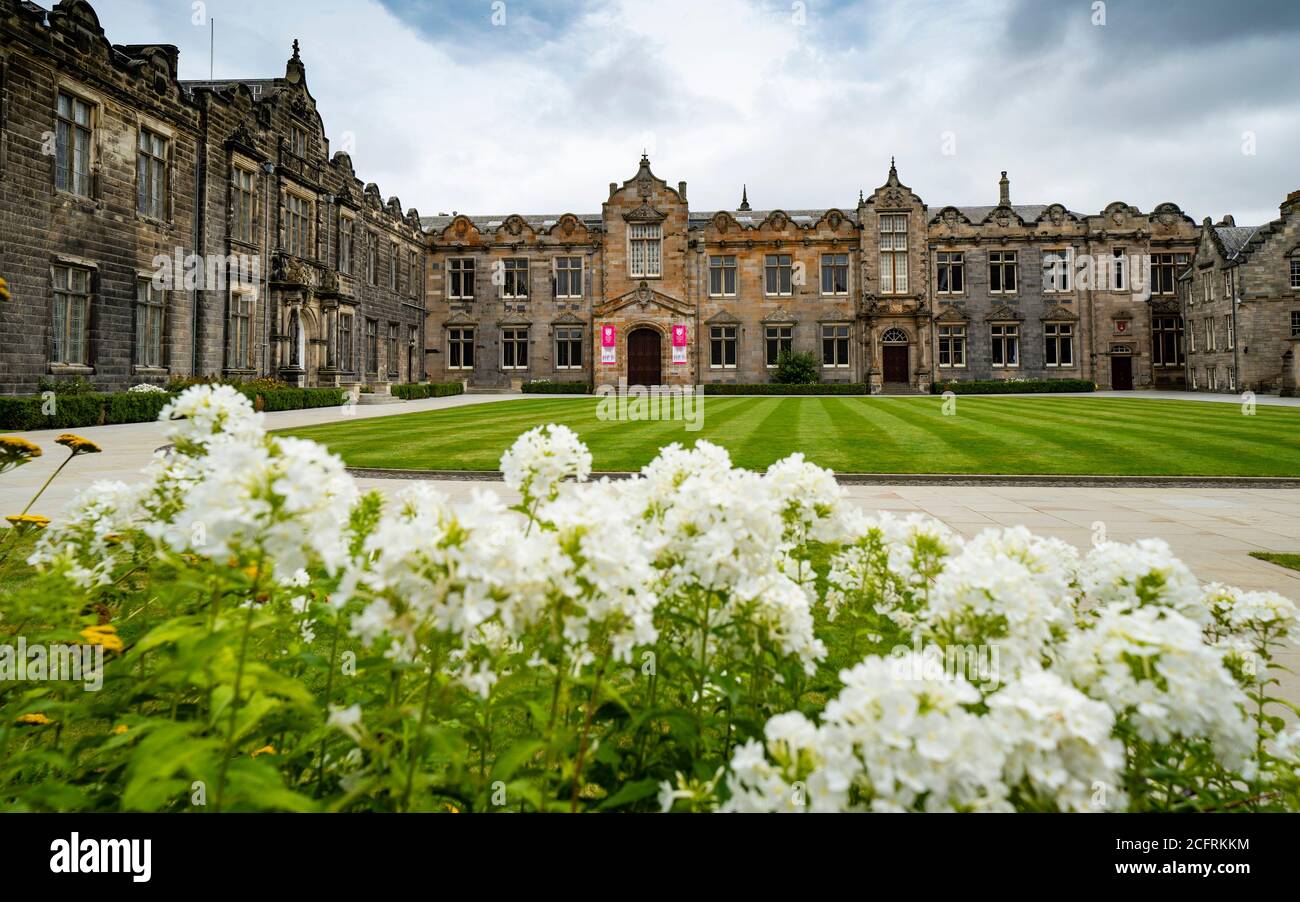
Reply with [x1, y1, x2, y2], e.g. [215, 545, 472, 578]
[999, 171, 1011, 207]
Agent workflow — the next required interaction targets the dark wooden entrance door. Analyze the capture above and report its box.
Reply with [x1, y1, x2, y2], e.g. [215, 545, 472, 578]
[627, 328, 662, 386]
[1111, 356, 1133, 390]
[882, 345, 909, 383]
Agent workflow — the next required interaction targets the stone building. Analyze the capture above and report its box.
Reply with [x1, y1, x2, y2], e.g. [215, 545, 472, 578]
[0, 0, 424, 395]
[1181, 192, 1300, 396]
[423, 156, 1206, 394]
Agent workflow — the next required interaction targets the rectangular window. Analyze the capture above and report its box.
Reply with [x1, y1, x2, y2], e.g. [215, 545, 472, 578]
[135, 279, 165, 368]
[1223, 271, 1233, 300]
[448, 326, 475, 370]
[936, 252, 964, 294]
[1292, 311, 1300, 337]
[879, 214, 908, 294]
[1291, 260, 1300, 289]
[709, 255, 737, 297]
[387, 322, 399, 376]
[938, 325, 966, 368]
[989, 251, 1018, 294]
[338, 216, 354, 274]
[821, 254, 849, 296]
[503, 258, 529, 299]
[1152, 316, 1184, 368]
[136, 129, 168, 219]
[502, 327, 529, 369]
[1112, 248, 1126, 291]
[629, 223, 662, 278]
[51, 265, 92, 366]
[1225, 315, 1234, 350]
[765, 325, 793, 367]
[1207, 318, 1216, 351]
[991, 323, 1019, 368]
[409, 251, 419, 297]
[365, 318, 379, 374]
[290, 125, 308, 158]
[1151, 253, 1189, 296]
[1043, 250, 1071, 293]
[555, 327, 583, 369]
[1044, 322, 1074, 367]
[554, 256, 583, 298]
[1189, 320, 1197, 352]
[225, 291, 253, 370]
[1208, 366, 1218, 392]
[338, 313, 354, 372]
[232, 168, 257, 244]
[367, 237, 378, 285]
[1228, 366, 1237, 392]
[55, 92, 93, 197]
[765, 254, 793, 296]
[822, 324, 850, 367]
[285, 194, 312, 258]
[448, 258, 475, 300]
[1191, 368, 1198, 390]
[710, 325, 737, 368]
[390, 243, 400, 291]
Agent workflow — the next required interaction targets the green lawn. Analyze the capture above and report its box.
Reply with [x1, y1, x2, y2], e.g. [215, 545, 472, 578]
[276, 396, 1300, 476]
[1251, 552, 1300, 573]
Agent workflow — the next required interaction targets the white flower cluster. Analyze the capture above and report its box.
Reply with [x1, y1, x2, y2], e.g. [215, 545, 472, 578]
[499, 423, 592, 504]
[127, 383, 168, 394]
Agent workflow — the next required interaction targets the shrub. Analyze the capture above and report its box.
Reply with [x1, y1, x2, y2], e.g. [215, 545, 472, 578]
[103, 390, 174, 425]
[931, 378, 1097, 395]
[703, 383, 870, 396]
[391, 382, 466, 400]
[36, 375, 95, 396]
[521, 381, 592, 394]
[771, 349, 820, 385]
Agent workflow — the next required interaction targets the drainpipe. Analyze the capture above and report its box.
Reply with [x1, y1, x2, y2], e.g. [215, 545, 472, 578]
[192, 99, 207, 378]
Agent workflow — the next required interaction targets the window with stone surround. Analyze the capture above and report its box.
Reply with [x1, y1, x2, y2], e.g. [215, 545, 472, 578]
[52, 265, 92, 367]
[448, 258, 475, 300]
[339, 216, 354, 274]
[554, 257, 583, 298]
[136, 129, 169, 220]
[501, 327, 529, 369]
[285, 193, 312, 258]
[555, 327, 583, 369]
[710, 325, 737, 368]
[765, 324, 793, 367]
[225, 290, 253, 370]
[764, 255, 793, 296]
[989, 251, 1017, 294]
[365, 318, 379, 375]
[1290, 260, 1300, 289]
[1292, 311, 1300, 337]
[990, 323, 1019, 367]
[387, 322, 399, 376]
[1152, 316, 1183, 368]
[822, 324, 850, 367]
[135, 279, 165, 369]
[1228, 366, 1236, 392]
[1043, 250, 1071, 293]
[1225, 314, 1234, 350]
[936, 252, 964, 294]
[628, 224, 661, 278]
[232, 167, 257, 244]
[821, 254, 849, 296]
[1044, 322, 1074, 367]
[709, 256, 737, 297]
[338, 312, 354, 372]
[448, 327, 474, 370]
[502, 258, 529, 299]
[390, 242, 400, 292]
[1151, 253, 1190, 296]
[290, 125, 308, 158]
[1207, 317, 1216, 351]
[367, 235, 378, 286]
[879, 214, 908, 294]
[55, 91, 93, 197]
[1112, 248, 1127, 291]
[409, 251, 420, 298]
[938, 325, 966, 367]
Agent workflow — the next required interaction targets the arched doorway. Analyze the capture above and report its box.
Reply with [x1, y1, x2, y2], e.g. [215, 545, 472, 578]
[627, 327, 662, 386]
[880, 327, 910, 384]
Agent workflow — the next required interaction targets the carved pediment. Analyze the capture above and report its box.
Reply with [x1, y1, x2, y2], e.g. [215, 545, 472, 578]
[224, 121, 265, 161]
[444, 311, 477, 326]
[623, 203, 667, 224]
[596, 281, 692, 317]
[705, 310, 741, 324]
[934, 305, 970, 324]
[762, 307, 795, 323]
[552, 311, 586, 326]
[1039, 304, 1079, 322]
[984, 304, 1023, 322]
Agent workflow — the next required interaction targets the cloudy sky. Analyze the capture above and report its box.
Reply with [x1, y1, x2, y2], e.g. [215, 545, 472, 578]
[91, 0, 1299, 224]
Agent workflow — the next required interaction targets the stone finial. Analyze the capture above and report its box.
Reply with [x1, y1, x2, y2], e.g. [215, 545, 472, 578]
[999, 171, 1010, 207]
[286, 38, 305, 83]
[738, 184, 751, 212]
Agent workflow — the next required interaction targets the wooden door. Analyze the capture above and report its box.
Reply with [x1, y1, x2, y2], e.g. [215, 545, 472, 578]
[627, 328, 662, 386]
[1111, 356, 1133, 390]
[882, 345, 909, 383]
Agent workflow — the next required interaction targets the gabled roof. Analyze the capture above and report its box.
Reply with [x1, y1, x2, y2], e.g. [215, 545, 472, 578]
[1214, 225, 1262, 261]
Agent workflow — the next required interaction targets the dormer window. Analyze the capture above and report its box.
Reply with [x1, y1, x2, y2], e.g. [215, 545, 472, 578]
[629, 224, 661, 278]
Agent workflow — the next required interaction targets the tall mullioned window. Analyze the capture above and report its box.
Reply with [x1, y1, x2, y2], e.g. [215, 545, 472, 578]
[555, 327, 583, 369]
[232, 168, 257, 243]
[709, 256, 737, 297]
[387, 323, 400, 376]
[710, 325, 737, 368]
[1042, 250, 1070, 293]
[554, 257, 583, 298]
[338, 313, 354, 372]
[628, 224, 661, 278]
[1152, 316, 1183, 368]
[879, 214, 908, 294]
[226, 291, 253, 370]
[501, 327, 529, 369]
[365, 319, 379, 374]
[338, 216, 354, 274]
[991, 323, 1019, 367]
[136, 129, 168, 220]
[989, 251, 1018, 294]
[503, 258, 529, 299]
[448, 327, 474, 369]
[821, 254, 849, 295]
[52, 265, 92, 366]
[1044, 323, 1074, 367]
[765, 325, 793, 366]
[938, 325, 966, 367]
[285, 194, 312, 258]
[822, 324, 849, 367]
[1290, 260, 1300, 289]
[135, 279, 165, 369]
[765, 255, 793, 296]
[936, 252, 964, 294]
[55, 92, 93, 197]
[1151, 253, 1190, 296]
[448, 259, 475, 299]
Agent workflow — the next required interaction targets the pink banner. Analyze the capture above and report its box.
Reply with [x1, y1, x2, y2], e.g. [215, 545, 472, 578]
[672, 324, 688, 347]
[601, 325, 617, 347]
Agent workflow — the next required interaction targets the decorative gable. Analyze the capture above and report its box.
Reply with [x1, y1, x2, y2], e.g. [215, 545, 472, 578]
[984, 304, 1023, 322]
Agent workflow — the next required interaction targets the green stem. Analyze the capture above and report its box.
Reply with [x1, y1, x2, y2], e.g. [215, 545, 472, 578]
[18, 451, 75, 517]
[400, 655, 439, 812]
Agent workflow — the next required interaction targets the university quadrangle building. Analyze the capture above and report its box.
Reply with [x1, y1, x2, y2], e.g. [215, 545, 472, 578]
[2, 1, 1298, 398]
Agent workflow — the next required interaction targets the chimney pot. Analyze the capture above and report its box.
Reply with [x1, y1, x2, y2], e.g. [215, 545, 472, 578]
[998, 171, 1011, 207]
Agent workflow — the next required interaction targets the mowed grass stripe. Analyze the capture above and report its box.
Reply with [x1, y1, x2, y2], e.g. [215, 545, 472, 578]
[276, 396, 1300, 476]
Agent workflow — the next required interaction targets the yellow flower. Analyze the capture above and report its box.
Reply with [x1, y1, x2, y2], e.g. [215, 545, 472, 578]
[0, 436, 42, 473]
[251, 744, 276, 758]
[80, 624, 124, 654]
[0, 276, 10, 301]
[5, 514, 50, 533]
[55, 434, 102, 456]
[17, 713, 52, 726]
[112, 724, 129, 735]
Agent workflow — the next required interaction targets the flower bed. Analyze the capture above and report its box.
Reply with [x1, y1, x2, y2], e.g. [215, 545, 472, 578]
[1, 385, 1297, 813]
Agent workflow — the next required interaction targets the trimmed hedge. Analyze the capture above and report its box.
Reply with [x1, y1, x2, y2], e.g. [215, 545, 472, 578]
[931, 378, 1097, 395]
[703, 383, 871, 396]
[521, 381, 592, 395]
[239, 387, 347, 412]
[392, 382, 466, 400]
[0, 391, 174, 430]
